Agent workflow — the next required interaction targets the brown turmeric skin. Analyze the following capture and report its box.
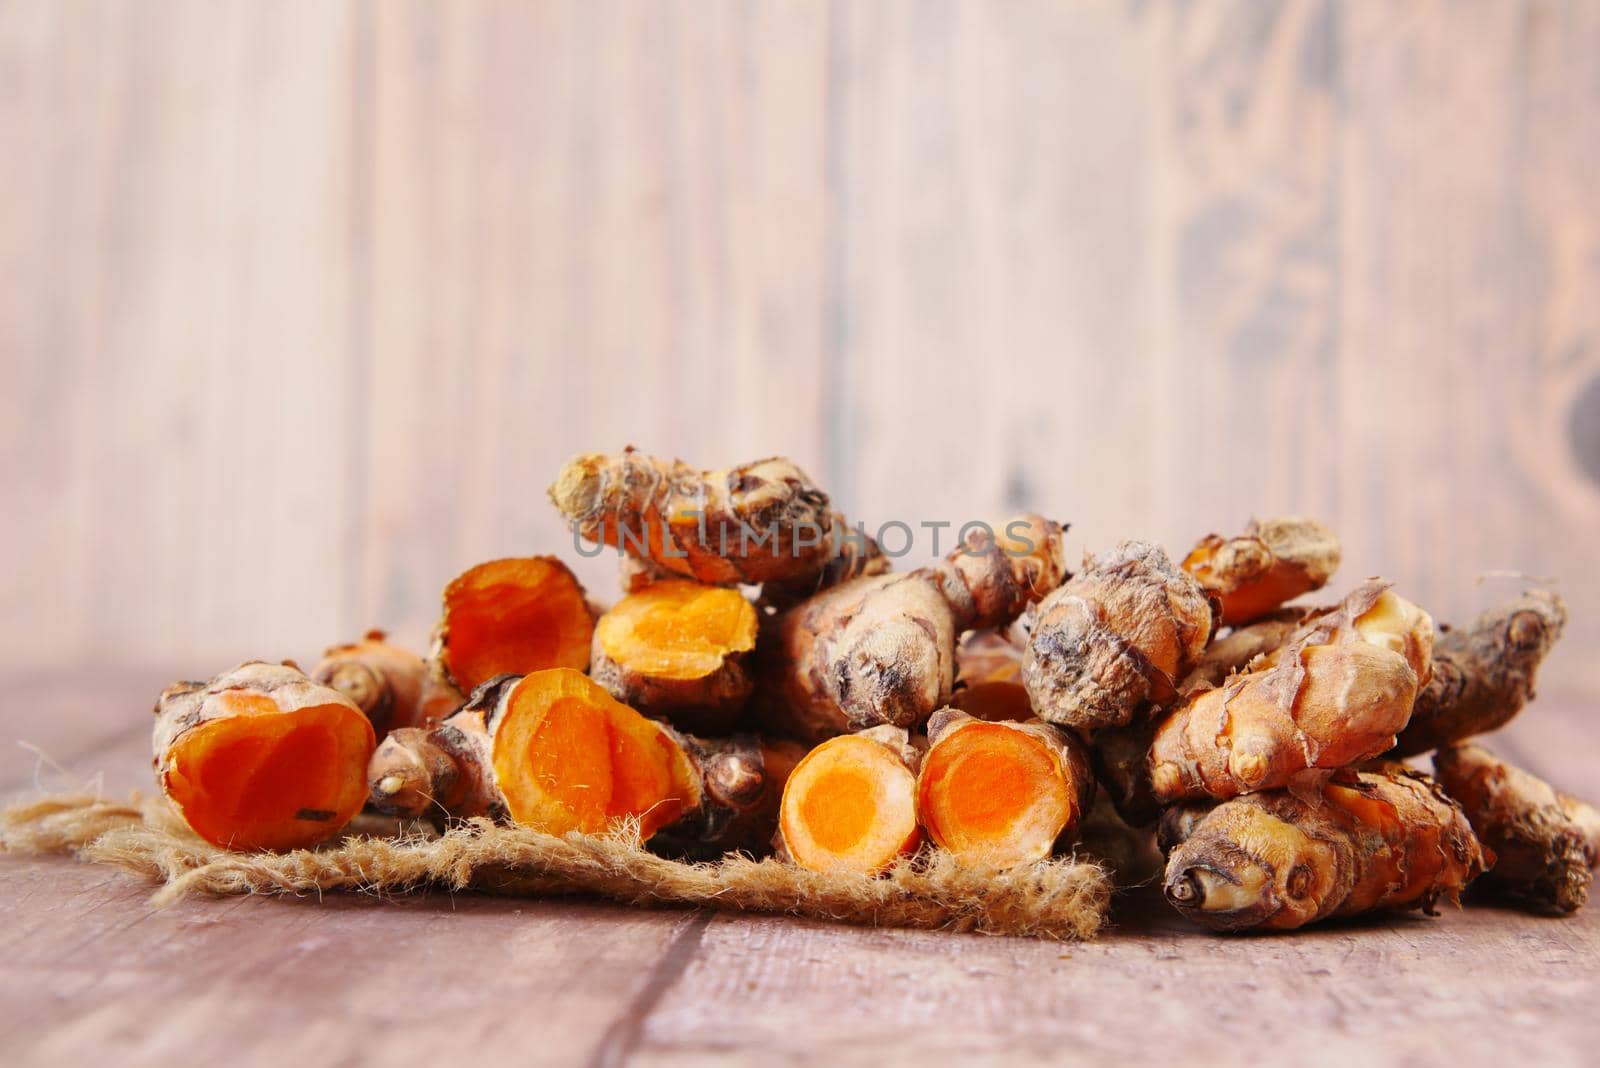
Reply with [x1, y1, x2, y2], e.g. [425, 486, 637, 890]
[154, 662, 376, 852]
[589, 580, 759, 734]
[365, 674, 517, 824]
[367, 669, 791, 851]
[432, 557, 595, 693]
[1178, 609, 1311, 694]
[758, 514, 1065, 742]
[1391, 590, 1568, 758]
[1022, 540, 1213, 732]
[1162, 769, 1487, 932]
[1563, 792, 1600, 868]
[549, 448, 839, 585]
[312, 630, 461, 737]
[915, 709, 1094, 869]
[1434, 744, 1593, 915]
[1182, 516, 1341, 626]
[652, 734, 808, 857]
[777, 726, 923, 875]
[1148, 581, 1432, 803]
[759, 515, 890, 610]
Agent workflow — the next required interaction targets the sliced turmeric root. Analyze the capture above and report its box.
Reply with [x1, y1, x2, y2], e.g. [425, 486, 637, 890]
[777, 727, 922, 875]
[915, 709, 1094, 869]
[367, 668, 792, 849]
[495, 669, 696, 838]
[432, 557, 594, 692]
[590, 579, 759, 733]
[153, 662, 376, 852]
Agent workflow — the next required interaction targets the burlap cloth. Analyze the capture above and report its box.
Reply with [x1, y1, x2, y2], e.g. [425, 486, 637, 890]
[1, 792, 1111, 940]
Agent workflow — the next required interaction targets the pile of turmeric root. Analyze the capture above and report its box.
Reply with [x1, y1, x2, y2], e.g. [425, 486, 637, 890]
[150, 448, 1600, 933]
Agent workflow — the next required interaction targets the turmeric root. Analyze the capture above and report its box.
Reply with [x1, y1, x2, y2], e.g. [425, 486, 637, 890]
[1433, 744, 1594, 915]
[549, 448, 838, 585]
[1390, 590, 1568, 758]
[914, 709, 1093, 869]
[153, 662, 376, 851]
[777, 726, 923, 874]
[367, 668, 789, 850]
[1148, 581, 1433, 803]
[950, 629, 1034, 723]
[759, 514, 1065, 741]
[759, 516, 890, 610]
[653, 734, 807, 858]
[589, 579, 759, 733]
[311, 630, 462, 737]
[432, 557, 594, 693]
[1161, 768, 1487, 931]
[1179, 609, 1311, 694]
[365, 675, 510, 823]
[1022, 540, 1213, 732]
[1563, 791, 1600, 867]
[1182, 516, 1341, 625]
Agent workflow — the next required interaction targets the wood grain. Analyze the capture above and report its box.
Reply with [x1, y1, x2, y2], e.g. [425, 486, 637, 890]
[2, 0, 1598, 695]
[0, 855, 702, 1068]
[6, 0, 1596, 699]
[3, 6, 1600, 1058]
[2, 677, 1597, 1066]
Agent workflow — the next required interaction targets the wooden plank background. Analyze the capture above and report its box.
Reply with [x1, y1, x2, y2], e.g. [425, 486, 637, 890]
[3, 0, 1599, 704]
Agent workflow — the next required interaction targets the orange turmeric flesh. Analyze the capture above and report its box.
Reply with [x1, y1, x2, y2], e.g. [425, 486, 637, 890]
[778, 735, 920, 875]
[596, 580, 756, 680]
[163, 697, 374, 852]
[916, 722, 1075, 868]
[437, 557, 593, 692]
[491, 669, 697, 839]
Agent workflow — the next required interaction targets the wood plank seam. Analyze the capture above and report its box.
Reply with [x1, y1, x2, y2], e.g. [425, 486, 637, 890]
[585, 909, 712, 1068]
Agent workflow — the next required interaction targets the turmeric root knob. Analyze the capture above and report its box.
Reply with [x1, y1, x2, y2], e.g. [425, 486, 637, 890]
[656, 735, 807, 856]
[549, 448, 838, 585]
[590, 579, 759, 733]
[1433, 744, 1593, 915]
[1022, 540, 1213, 732]
[1564, 793, 1600, 868]
[1391, 589, 1567, 758]
[759, 514, 1065, 742]
[1182, 516, 1341, 625]
[1162, 769, 1486, 932]
[312, 630, 462, 737]
[154, 662, 376, 852]
[915, 709, 1094, 869]
[1178, 609, 1311, 694]
[778, 727, 922, 875]
[936, 513, 1068, 631]
[759, 515, 890, 610]
[432, 557, 594, 693]
[1148, 581, 1433, 803]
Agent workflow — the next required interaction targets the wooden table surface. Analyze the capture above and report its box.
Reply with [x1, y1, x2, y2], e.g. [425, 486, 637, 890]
[2, 669, 1596, 1067]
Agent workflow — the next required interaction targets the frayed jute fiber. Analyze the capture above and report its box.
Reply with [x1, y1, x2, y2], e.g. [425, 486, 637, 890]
[0, 792, 1112, 940]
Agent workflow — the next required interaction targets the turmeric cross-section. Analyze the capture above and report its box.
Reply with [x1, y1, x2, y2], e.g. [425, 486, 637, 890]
[778, 731, 921, 875]
[916, 712, 1093, 869]
[433, 557, 594, 692]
